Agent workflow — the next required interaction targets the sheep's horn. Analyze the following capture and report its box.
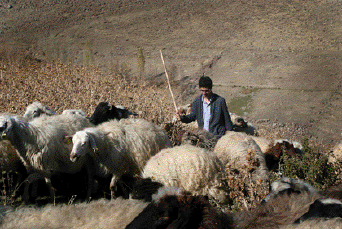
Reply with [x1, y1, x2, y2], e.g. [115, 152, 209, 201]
[88, 133, 99, 154]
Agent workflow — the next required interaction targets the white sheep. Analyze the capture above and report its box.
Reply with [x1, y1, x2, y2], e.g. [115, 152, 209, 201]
[141, 144, 229, 203]
[68, 118, 173, 198]
[0, 197, 148, 229]
[0, 113, 95, 203]
[23, 101, 56, 120]
[263, 177, 320, 203]
[180, 128, 218, 150]
[62, 109, 87, 117]
[25, 101, 88, 119]
[214, 131, 269, 181]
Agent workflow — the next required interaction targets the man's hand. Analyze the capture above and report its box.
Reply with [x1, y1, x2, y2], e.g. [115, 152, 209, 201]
[175, 111, 182, 121]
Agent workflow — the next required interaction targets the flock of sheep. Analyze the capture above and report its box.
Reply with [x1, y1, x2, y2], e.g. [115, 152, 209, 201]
[0, 101, 342, 228]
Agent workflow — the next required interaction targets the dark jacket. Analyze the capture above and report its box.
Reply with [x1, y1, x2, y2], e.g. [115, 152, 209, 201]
[180, 93, 233, 138]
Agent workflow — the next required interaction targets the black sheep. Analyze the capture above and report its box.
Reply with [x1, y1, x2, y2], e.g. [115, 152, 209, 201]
[126, 187, 234, 229]
[89, 102, 136, 125]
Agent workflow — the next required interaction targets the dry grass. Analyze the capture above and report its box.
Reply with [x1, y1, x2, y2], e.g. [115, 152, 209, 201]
[0, 48, 175, 125]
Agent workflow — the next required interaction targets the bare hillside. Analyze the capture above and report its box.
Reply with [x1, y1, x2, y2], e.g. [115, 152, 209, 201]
[1, 0, 341, 149]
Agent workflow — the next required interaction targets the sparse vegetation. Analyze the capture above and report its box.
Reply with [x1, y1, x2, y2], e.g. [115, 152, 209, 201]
[228, 94, 254, 116]
[272, 138, 342, 191]
[0, 172, 22, 206]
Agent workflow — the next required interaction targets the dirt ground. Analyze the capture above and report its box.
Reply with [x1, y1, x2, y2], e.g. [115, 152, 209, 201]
[1, 0, 342, 149]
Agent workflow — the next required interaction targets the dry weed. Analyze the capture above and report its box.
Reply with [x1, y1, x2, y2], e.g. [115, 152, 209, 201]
[0, 49, 175, 125]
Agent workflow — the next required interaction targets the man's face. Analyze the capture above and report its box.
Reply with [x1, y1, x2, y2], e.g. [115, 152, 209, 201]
[200, 87, 212, 99]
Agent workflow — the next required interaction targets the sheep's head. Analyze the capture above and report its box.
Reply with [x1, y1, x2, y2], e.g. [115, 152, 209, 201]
[115, 105, 137, 119]
[89, 102, 118, 125]
[0, 116, 14, 140]
[89, 102, 136, 125]
[69, 131, 98, 162]
[24, 101, 56, 120]
[294, 198, 342, 224]
[130, 178, 164, 202]
[264, 141, 296, 171]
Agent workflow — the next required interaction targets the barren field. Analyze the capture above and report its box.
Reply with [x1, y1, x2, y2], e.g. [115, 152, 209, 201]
[1, 0, 342, 150]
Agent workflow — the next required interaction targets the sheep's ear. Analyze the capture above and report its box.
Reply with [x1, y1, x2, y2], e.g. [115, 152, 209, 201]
[64, 136, 72, 145]
[1, 132, 7, 139]
[88, 133, 99, 154]
[108, 103, 113, 111]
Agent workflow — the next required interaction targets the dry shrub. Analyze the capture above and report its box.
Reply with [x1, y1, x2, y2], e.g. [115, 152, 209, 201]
[162, 121, 186, 146]
[222, 149, 269, 212]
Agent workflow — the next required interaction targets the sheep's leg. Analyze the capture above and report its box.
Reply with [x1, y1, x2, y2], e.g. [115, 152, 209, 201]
[44, 177, 55, 205]
[84, 155, 96, 201]
[116, 176, 134, 199]
[110, 175, 118, 199]
[23, 173, 45, 204]
[23, 182, 31, 204]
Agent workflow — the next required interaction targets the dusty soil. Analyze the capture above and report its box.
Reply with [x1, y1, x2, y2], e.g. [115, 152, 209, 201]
[1, 0, 342, 149]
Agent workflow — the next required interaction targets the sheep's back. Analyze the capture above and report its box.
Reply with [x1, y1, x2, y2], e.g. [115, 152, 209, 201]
[31, 113, 93, 134]
[98, 118, 172, 171]
[142, 144, 228, 203]
[214, 131, 268, 181]
[250, 136, 273, 154]
[233, 192, 322, 229]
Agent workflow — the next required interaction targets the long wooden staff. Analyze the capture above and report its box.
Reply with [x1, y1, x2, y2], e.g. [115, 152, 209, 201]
[160, 50, 178, 112]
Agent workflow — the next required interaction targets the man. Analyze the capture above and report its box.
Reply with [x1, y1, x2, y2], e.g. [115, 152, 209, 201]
[176, 76, 233, 138]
